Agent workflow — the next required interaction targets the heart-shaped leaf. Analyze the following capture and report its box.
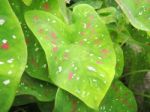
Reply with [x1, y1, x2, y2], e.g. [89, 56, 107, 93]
[25, 4, 116, 109]
[17, 73, 57, 102]
[115, 0, 150, 32]
[0, 0, 27, 111]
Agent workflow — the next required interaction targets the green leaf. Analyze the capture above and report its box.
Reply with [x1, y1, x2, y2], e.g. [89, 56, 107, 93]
[13, 95, 36, 106]
[123, 39, 150, 96]
[115, 0, 150, 31]
[38, 101, 54, 112]
[54, 88, 97, 112]
[25, 4, 116, 110]
[70, 0, 103, 9]
[99, 81, 137, 112]
[22, 0, 32, 6]
[114, 43, 124, 79]
[97, 7, 117, 24]
[0, 0, 27, 111]
[17, 73, 57, 102]
[54, 81, 137, 112]
[9, 0, 69, 82]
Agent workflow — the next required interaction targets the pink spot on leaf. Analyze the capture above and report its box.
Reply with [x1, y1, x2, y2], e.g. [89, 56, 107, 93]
[52, 47, 58, 52]
[1, 43, 9, 50]
[51, 32, 57, 39]
[43, 2, 50, 11]
[101, 49, 109, 54]
[68, 72, 74, 80]
[33, 16, 39, 21]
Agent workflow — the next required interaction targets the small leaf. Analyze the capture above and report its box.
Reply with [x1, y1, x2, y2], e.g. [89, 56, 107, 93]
[115, 0, 150, 31]
[0, 0, 27, 111]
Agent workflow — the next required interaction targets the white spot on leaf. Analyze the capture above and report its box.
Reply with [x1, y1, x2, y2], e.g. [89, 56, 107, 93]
[0, 19, 5, 26]
[3, 79, 10, 85]
[58, 66, 62, 73]
[87, 66, 96, 72]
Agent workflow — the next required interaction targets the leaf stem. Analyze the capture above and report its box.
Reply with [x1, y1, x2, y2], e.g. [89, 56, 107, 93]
[121, 69, 150, 78]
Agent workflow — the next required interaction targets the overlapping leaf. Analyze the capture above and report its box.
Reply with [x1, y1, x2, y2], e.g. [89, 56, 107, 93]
[9, 0, 67, 82]
[25, 4, 116, 109]
[99, 81, 137, 112]
[115, 0, 150, 32]
[17, 73, 57, 102]
[54, 81, 137, 112]
[0, 0, 27, 111]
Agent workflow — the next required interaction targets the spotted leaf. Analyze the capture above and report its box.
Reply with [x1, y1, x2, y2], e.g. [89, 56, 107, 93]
[115, 0, 150, 32]
[99, 81, 137, 112]
[0, 0, 27, 111]
[54, 88, 97, 112]
[25, 4, 116, 110]
[9, 0, 67, 82]
[17, 73, 57, 102]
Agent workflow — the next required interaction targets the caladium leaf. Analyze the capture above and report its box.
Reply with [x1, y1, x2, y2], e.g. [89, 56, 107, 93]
[54, 88, 96, 112]
[0, 0, 27, 111]
[10, 0, 68, 82]
[54, 81, 137, 112]
[114, 43, 124, 79]
[25, 4, 116, 109]
[17, 73, 57, 102]
[22, 0, 32, 6]
[115, 0, 150, 32]
[99, 81, 137, 112]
